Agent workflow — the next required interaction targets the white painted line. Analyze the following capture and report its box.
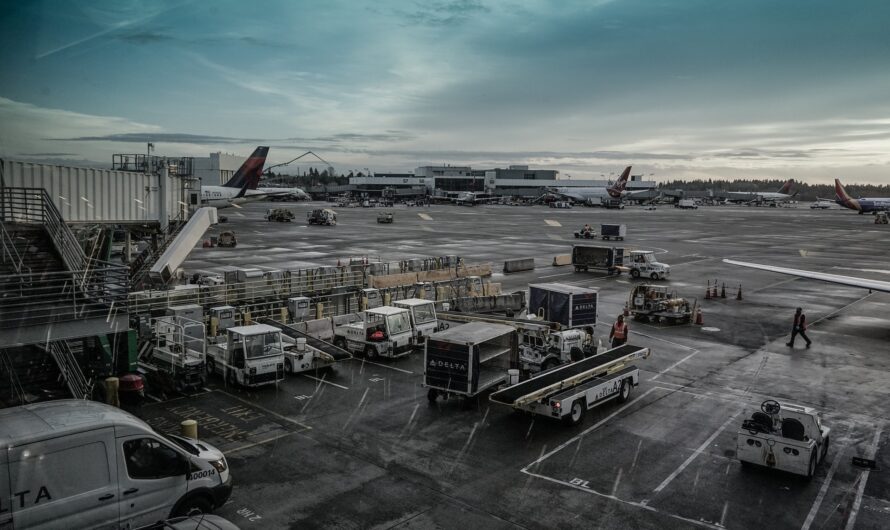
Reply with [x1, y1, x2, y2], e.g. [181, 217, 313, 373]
[522, 387, 662, 471]
[301, 374, 349, 390]
[652, 411, 740, 494]
[226, 432, 299, 454]
[811, 292, 875, 327]
[649, 349, 701, 381]
[802, 444, 846, 530]
[215, 389, 312, 430]
[418, 213, 433, 221]
[844, 427, 883, 530]
[545, 219, 562, 227]
[538, 272, 575, 279]
[349, 358, 414, 374]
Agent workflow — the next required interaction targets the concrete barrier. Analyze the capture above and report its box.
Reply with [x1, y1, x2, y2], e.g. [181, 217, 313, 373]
[552, 254, 572, 266]
[503, 258, 535, 273]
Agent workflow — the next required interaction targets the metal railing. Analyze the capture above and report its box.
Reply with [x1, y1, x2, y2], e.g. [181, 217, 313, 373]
[0, 349, 27, 406]
[46, 341, 92, 400]
[0, 261, 129, 329]
[0, 221, 26, 275]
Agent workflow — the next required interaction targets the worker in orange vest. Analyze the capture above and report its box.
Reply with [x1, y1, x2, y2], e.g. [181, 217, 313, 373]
[609, 315, 628, 349]
[786, 307, 812, 348]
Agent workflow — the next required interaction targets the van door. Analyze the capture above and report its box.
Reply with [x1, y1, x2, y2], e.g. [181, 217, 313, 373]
[116, 435, 189, 528]
[8, 428, 119, 529]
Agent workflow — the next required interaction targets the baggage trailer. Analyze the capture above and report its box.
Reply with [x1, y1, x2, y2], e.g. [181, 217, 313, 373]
[490, 344, 649, 426]
[258, 317, 352, 374]
[600, 223, 626, 241]
[528, 283, 598, 330]
[571, 245, 625, 275]
[424, 322, 518, 405]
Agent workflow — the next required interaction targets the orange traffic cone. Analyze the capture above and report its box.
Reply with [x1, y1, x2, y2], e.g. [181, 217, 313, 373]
[711, 282, 719, 299]
[736, 284, 743, 301]
[721, 283, 727, 298]
[695, 308, 704, 325]
[705, 281, 712, 300]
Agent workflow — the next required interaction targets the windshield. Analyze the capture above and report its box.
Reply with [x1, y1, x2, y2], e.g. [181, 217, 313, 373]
[242, 331, 282, 358]
[386, 312, 411, 335]
[413, 305, 436, 325]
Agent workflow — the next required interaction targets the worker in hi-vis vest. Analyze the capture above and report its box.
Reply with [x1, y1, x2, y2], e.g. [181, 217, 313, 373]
[609, 314, 628, 349]
[786, 307, 812, 349]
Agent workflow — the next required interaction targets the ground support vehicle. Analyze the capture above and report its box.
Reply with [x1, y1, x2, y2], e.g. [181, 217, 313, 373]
[810, 202, 831, 209]
[258, 317, 351, 373]
[206, 325, 285, 387]
[425, 322, 518, 405]
[490, 344, 650, 426]
[265, 208, 295, 222]
[602, 198, 625, 209]
[138, 315, 206, 395]
[333, 306, 414, 360]
[0, 400, 231, 529]
[677, 199, 698, 209]
[377, 212, 394, 223]
[600, 223, 626, 241]
[571, 245, 625, 275]
[550, 201, 572, 209]
[628, 284, 695, 324]
[626, 250, 670, 280]
[736, 400, 830, 479]
[573, 228, 596, 239]
[439, 310, 596, 373]
[393, 298, 444, 343]
[528, 283, 598, 330]
[875, 212, 889, 224]
[217, 231, 237, 247]
[307, 208, 337, 225]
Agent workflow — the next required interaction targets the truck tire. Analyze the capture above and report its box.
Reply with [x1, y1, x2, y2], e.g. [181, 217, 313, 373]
[334, 337, 347, 350]
[807, 451, 817, 479]
[631, 269, 641, 279]
[364, 345, 378, 360]
[284, 358, 293, 374]
[206, 358, 215, 375]
[172, 494, 213, 517]
[651, 272, 661, 280]
[563, 399, 586, 426]
[617, 379, 632, 403]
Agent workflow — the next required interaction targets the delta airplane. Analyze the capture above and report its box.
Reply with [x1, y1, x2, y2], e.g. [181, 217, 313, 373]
[833, 178, 890, 214]
[548, 166, 632, 206]
[725, 179, 796, 205]
[201, 146, 285, 207]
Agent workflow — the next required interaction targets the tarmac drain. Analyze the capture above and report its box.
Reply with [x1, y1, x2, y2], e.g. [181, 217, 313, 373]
[701, 326, 721, 332]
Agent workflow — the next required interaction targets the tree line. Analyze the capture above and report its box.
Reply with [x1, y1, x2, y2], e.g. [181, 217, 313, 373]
[658, 179, 890, 201]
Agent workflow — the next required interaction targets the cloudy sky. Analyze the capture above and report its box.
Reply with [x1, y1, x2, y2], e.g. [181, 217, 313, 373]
[1, 0, 889, 183]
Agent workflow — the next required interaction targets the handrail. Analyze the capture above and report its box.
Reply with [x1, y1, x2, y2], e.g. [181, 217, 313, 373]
[46, 341, 92, 400]
[0, 221, 27, 275]
[0, 349, 27, 405]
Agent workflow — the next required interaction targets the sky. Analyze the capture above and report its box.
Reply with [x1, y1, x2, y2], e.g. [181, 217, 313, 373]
[1, 0, 890, 184]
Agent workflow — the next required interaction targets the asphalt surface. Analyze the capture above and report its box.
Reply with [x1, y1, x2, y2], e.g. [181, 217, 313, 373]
[144, 201, 890, 529]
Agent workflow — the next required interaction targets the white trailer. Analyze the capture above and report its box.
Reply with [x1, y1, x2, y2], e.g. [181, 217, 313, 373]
[490, 344, 650, 426]
[206, 324, 285, 387]
[333, 306, 414, 359]
[736, 400, 830, 478]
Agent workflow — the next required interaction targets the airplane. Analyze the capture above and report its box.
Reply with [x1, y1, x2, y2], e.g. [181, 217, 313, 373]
[725, 179, 797, 205]
[200, 146, 286, 208]
[216, 145, 311, 201]
[547, 166, 632, 206]
[450, 191, 500, 206]
[724, 259, 890, 293]
[832, 178, 890, 214]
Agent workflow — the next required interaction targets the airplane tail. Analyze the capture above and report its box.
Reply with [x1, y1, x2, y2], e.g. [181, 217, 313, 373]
[834, 178, 860, 211]
[607, 166, 632, 198]
[778, 179, 794, 194]
[223, 146, 270, 189]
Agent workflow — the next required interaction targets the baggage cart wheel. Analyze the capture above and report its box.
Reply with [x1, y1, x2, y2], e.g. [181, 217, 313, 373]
[631, 269, 641, 279]
[365, 345, 379, 360]
[650, 272, 660, 280]
[564, 399, 586, 426]
[617, 379, 632, 403]
[807, 451, 817, 479]
[206, 358, 215, 375]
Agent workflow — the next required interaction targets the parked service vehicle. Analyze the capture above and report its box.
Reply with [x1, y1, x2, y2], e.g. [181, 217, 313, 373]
[571, 245, 625, 275]
[628, 284, 694, 324]
[139, 314, 207, 394]
[550, 201, 572, 209]
[217, 231, 237, 247]
[377, 212, 394, 223]
[677, 199, 698, 209]
[265, 208, 295, 222]
[875, 211, 889, 224]
[206, 324, 285, 387]
[333, 306, 414, 359]
[600, 223, 626, 241]
[627, 250, 670, 280]
[392, 298, 443, 342]
[573, 226, 596, 239]
[307, 208, 337, 226]
[737, 399, 830, 478]
[519, 327, 596, 372]
[0, 400, 231, 530]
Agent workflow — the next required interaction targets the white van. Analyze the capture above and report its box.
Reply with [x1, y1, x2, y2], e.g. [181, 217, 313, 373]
[0, 400, 232, 529]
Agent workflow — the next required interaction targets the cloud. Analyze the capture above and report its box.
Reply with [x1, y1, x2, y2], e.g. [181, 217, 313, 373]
[116, 31, 171, 44]
[398, 0, 490, 27]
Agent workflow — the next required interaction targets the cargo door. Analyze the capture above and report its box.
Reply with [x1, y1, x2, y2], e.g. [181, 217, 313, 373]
[569, 292, 598, 328]
[528, 287, 548, 319]
[425, 340, 471, 394]
[8, 428, 119, 529]
[550, 291, 570, 327]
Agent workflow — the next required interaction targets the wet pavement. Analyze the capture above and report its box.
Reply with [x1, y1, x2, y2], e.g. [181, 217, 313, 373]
[150, 201, 890, 529]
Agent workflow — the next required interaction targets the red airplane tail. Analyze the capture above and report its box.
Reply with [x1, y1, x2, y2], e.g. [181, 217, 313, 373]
[223, 146, 270, 189]
[778, 179, 794, 194]
[607, 166, 632, 198]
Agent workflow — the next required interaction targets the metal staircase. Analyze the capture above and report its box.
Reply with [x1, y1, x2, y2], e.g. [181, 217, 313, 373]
[46, 341, 93, 400]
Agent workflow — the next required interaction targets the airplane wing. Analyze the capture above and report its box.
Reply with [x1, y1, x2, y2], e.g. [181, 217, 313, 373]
[723, 259, 890, 293]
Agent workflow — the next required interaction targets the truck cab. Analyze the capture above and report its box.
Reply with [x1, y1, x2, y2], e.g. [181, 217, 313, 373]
[628, 250, 670, 280]
[519, 328, 593, 372]
[392, 298, 441, 342]
[736, 400, 830, 478]
[206, 324, 285, 387]
[307, 208, 336, 225]
[333, 306, 414, 360]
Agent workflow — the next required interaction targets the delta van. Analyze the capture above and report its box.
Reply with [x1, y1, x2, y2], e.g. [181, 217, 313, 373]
[0, 400, 231, 529]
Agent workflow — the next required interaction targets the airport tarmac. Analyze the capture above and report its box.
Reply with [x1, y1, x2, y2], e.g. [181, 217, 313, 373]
[160, 202, 890, 529]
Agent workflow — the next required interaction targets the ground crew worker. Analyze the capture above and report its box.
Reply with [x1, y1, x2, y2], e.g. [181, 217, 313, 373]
[609, 315, 628, 349]
[786, 307, 812, 348]
[582, 224, 593, 237]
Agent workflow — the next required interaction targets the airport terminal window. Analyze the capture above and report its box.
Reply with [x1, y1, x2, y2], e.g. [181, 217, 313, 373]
[123, 438, 186, 479]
